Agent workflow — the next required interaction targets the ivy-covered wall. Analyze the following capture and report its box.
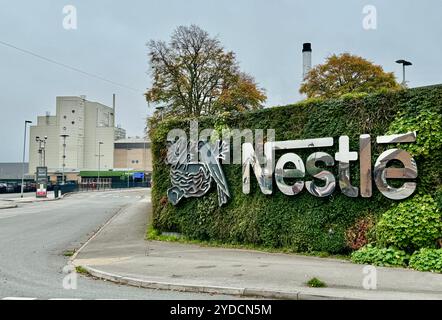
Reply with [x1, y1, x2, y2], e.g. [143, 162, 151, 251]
[149, 86, 442, 254]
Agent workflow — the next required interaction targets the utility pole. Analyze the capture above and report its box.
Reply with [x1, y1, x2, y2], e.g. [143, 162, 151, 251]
[60, 134, 69, 185]
[21, 120, 32, 198]
[97, 141, 103, 190]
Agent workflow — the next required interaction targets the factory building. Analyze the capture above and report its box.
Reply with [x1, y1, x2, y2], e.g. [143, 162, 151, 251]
[28, 95, 120, 182]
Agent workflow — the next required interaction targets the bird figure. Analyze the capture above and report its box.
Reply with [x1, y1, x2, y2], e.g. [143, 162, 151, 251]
[166, 138, 230, 207]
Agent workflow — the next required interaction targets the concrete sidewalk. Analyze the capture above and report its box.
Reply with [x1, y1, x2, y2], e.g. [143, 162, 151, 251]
[73, 192, 442, 300]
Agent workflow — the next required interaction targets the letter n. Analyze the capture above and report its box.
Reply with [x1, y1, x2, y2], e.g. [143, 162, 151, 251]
[242, 142, 273, 195]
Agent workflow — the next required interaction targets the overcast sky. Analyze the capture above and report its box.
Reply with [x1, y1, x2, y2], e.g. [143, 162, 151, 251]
[0, 0, 441, 162]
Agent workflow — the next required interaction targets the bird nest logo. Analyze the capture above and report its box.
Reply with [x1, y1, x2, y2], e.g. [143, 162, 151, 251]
[166, 137, 231, 207]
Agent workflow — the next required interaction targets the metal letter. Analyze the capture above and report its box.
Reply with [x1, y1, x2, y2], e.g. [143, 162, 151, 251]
[335, 136, 359, 197]
[377, 132, 417, 144]
[374, 149, 417, 200]
[305, 152, 335, 197]
[271, 137, 333, 151]
[275, 153, 305, 196]
[359, 134, 372, 198]
[242, 142, 273, 195]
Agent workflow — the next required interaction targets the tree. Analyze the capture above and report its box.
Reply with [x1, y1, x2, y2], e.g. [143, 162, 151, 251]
[300, 53, 400, 99]
[145, 25, 266, 119]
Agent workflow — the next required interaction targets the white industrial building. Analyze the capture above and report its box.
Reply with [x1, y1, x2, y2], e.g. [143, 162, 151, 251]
[28, 96, 120, 180]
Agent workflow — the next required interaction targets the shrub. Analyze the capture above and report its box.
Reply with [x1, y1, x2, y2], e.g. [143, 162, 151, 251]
[351, 245, 409, 267]
[306, 277, 327, 288]
[376, 195, 442, 252]
[435, 188, 442, 212]
[345, 215, 376, 250]
[409, 249, 442, 273]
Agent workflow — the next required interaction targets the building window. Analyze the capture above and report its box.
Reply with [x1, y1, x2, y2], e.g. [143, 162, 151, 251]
[72, 110, 75, 113]
[136, 160, 139, 164]
[63, 127, 67, 131]
[63, 115, 67, 119]
[71, 121, 75, 125]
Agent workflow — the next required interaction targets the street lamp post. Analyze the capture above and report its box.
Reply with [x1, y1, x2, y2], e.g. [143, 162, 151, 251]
[20, 120, 32, 198]
[396, 59, 413, 86]
[35, 136, 48, 167]
[97, 142, 103, 190]
[43, 136, 47, 166]
[36, 137, 42, 166]
[35, 136, 48, 199]
[60, 134, 69, 185]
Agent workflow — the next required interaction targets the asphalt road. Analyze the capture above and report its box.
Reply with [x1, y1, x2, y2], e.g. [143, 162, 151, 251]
[0, 189, 234, 300]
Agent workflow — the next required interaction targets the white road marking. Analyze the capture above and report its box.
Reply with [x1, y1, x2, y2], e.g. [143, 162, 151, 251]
[2, 297, 38, 300]
[2, 297, 127, 300]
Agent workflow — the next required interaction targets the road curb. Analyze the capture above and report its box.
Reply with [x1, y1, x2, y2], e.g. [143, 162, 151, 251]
[73, 264, 361, 300]
[75, 265, 304, 299]
[0, 203, 18, 210]
[0, 194, 64, 204]
[14, 198, 61, 204]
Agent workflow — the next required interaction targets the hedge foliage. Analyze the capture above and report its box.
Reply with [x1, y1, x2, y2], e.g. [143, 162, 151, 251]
[409, 249, 442, 273]
[376, 195, 442, 252]
[350, 245, 409, 267]
[150, 86, 442, 254]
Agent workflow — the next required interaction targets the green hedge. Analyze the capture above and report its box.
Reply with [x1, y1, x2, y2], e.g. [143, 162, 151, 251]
[409, 248, 442, 273]
[376, 194, 441, 252]
[150, 86, 442, 254]
[351, 245, 409, 267]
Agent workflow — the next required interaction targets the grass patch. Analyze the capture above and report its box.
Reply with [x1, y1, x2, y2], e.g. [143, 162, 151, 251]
[306, 277, 327, 288]
[146, 226, 350, 260]
[75, 266, 90, 275]
[63, 250, 75, 257]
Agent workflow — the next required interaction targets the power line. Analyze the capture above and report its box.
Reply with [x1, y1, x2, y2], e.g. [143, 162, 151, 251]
[0, 39, 143, 93]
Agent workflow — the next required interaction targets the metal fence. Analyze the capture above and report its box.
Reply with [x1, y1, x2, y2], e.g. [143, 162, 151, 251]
[58, 180, 150, 195]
